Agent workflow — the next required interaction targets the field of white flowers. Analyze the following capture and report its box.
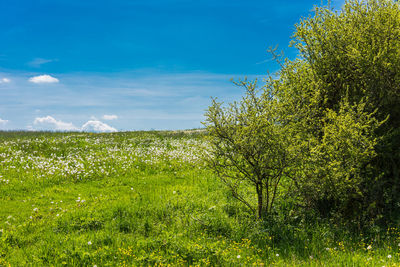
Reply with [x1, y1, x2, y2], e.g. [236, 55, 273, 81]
[0, 132, 207, 183]
[1, 131, 399, 266]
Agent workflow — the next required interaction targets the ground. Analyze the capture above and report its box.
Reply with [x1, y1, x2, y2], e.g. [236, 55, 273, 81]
[0, 131, 399, 266]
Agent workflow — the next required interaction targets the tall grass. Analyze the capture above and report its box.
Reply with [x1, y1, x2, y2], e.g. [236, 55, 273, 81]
[0, 131, 399, 266]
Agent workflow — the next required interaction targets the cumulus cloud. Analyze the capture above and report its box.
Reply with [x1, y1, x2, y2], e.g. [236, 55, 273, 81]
[34, 116, 79, 131]
[29, 75, 59, 84]
[0, 78, 10, 83]
[81, 120, 117, 132]
[102, 114, 118, 120]
[0, 118, 9, 125]
[32, 116, 117, 132]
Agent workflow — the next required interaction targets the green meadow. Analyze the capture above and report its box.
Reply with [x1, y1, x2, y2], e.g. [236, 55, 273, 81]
[0, 131, 399, 266]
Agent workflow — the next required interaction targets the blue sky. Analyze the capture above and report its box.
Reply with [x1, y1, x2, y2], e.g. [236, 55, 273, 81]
[0, 0, 345, 131]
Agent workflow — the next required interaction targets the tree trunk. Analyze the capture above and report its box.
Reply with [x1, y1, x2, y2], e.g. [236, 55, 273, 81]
[256, 183, 263, 218]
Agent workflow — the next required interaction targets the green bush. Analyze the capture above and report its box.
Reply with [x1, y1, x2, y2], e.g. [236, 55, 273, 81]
[205, 0, 400, 225]
[203, 80, 292, 218]
[282, 0, 400, 224]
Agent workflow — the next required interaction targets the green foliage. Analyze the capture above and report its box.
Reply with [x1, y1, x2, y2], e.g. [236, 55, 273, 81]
[279, 0, 400, 222]
[293, 0, 400, 122]
[203, 79, 291, 218]
[205, 0, 400, 224]
[289, 99, 383, 219]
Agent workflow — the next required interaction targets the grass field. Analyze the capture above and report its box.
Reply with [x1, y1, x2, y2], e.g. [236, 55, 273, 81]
[0, 131, 400, 266]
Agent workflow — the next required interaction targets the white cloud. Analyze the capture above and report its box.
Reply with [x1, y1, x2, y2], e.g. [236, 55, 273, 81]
[81, 120, 117, 132]
[34, 116, 79, 131]
[102, 114, 118, 120]
[28, 58, 54, 68]
[29, 75, 59, 84]
[0, 118, 9, 125]
[0, 78, 10, 83]
[32, 116, 117, 132]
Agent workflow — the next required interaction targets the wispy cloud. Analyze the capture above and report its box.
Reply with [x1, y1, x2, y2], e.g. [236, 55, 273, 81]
[29, 75, 59, 84]
[28, 58, 56, 68]
[0, 70, 258, 130]
[102, 114, 118, 120]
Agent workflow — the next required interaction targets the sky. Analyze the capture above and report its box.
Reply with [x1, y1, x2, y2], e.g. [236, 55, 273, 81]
[0, 0, 345, 132]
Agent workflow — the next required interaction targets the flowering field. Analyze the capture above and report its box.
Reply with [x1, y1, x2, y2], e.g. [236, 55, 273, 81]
[0, 131, 399, 266]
